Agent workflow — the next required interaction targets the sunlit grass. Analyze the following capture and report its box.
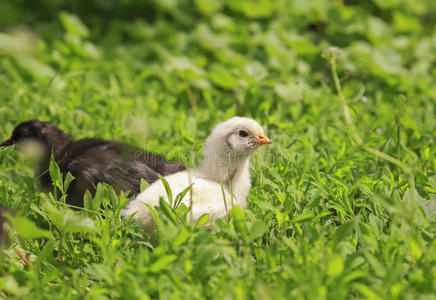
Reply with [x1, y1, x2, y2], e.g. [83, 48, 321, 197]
[0, 1, 435, 299]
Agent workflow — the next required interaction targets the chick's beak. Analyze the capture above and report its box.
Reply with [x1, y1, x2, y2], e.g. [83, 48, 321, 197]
[252, 134, 271, 145]
[0, 136, 12, 147]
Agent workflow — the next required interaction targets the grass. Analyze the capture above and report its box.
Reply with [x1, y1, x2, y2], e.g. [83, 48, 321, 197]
[0, 0, 436, 299]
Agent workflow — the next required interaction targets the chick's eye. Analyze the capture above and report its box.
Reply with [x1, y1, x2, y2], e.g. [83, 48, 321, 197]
[239, 130, 249, 137]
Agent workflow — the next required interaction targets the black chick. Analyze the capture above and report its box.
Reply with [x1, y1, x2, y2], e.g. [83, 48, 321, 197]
[1, 120, 185, 207]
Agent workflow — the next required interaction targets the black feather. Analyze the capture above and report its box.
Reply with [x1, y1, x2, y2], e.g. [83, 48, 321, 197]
[2, 120, 185, 207]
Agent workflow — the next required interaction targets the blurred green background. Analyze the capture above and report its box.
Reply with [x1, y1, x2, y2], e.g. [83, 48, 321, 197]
[0, 0, 435, 299]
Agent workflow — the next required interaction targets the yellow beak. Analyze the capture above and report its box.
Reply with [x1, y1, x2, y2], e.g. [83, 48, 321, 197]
[0, 135, 12, 147]
[252, 135, 271, 145]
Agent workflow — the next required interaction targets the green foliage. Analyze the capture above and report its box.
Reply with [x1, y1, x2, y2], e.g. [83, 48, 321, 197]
[0, 0, 436, 299]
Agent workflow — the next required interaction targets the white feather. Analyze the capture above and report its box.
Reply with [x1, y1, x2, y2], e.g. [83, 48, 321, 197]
[121, 116, 269, 229]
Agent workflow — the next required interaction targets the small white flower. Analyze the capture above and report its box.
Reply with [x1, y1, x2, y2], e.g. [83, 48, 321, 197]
[322, 47, 342, 60]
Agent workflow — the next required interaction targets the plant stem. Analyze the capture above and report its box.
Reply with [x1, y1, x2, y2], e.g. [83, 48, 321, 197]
[329, 59, 412, 176]
[331, 61, 362, 144]
[362, 145, 411, 174]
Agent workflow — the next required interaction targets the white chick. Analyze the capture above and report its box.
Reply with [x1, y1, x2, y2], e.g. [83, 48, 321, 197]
[121, 117, 271, 229]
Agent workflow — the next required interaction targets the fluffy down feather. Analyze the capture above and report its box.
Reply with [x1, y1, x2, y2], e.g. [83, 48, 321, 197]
[121, 117, 270, 229]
